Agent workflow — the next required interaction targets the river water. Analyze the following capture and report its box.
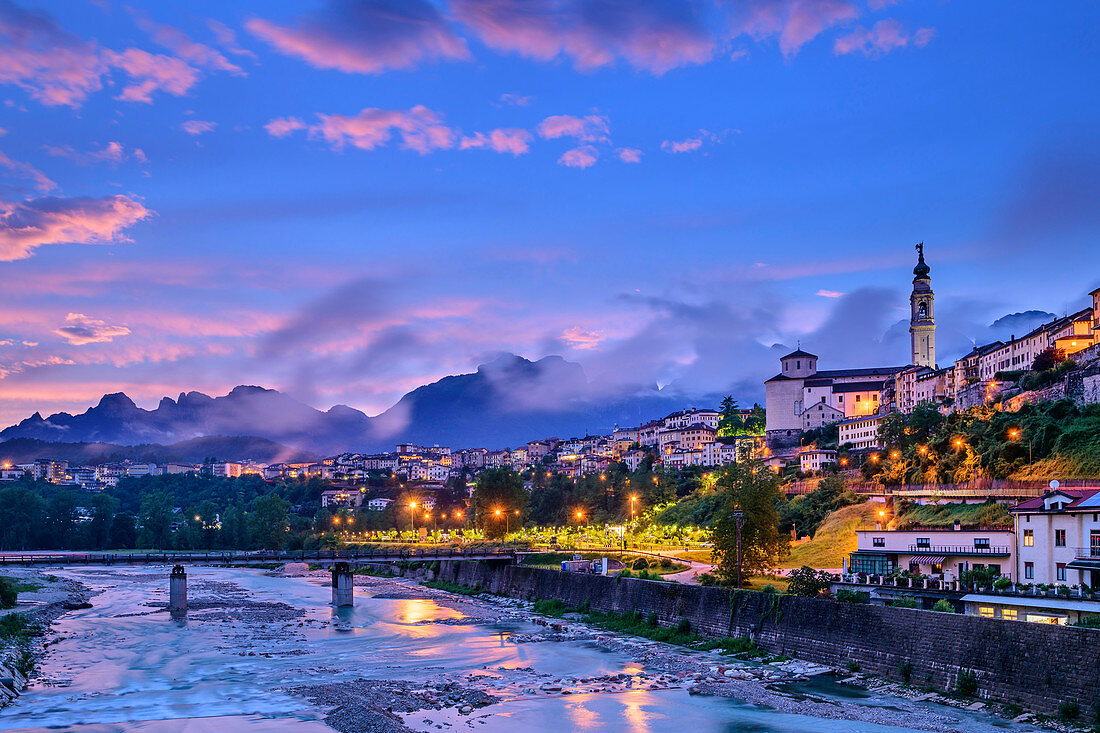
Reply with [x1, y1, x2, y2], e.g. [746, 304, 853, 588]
[0, 566, 1028, 732]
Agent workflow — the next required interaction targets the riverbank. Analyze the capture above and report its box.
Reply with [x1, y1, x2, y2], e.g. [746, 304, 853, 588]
[274, 567, 1039, 733]
[0, 567, 91, 709]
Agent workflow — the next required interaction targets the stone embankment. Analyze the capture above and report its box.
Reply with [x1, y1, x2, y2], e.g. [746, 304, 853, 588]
[400, 559, 1100, 717]
[0, 567, 91, 710]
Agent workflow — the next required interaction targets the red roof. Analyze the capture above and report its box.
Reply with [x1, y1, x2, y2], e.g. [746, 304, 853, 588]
[1012, 488, 1100, 512]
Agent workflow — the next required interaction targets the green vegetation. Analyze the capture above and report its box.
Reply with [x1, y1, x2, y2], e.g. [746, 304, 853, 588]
[717, 397, 765, 437]
[711, 464, 789, 584]
[955, 669, 978, 697]
[786, 566, 834, 597]
[861, 401, 1100, 484]
[1057, 701, 1080, 720]
[532, 599, 569, 616]
[582, 609, 763, 656]
[421, 579, 482, 596]
[0, 577, 18, 609]
[932, 599, 957, 613]
[896, 500, 1012, 529]
[780, 475, 862, 539]
[898, 660, 913, 683]
[470, 468, 529, 539]
[891, 596, 920, 609]
[0, 612, 35, 640]
[1071, 616, 1100, 629]
[783, 502, 878, 569]
[847, 660, 861, 673]
[835, 589, 869, 603]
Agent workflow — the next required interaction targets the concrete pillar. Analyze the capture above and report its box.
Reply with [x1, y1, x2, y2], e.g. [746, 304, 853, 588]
[332, 562, 353, 607]
[169, 565, 187, 614]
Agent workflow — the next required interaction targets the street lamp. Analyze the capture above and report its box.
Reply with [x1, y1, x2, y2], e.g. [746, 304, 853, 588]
[729, 509, 745, 589]
[409, 502, 417, 537]
[1009, 428, 1032, 464]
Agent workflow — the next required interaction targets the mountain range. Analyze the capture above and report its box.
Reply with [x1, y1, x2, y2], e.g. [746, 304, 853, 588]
[0, 354, 699, 455]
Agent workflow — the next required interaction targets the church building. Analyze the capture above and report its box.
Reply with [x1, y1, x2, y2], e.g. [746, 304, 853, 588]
[764, 245, 934, 449]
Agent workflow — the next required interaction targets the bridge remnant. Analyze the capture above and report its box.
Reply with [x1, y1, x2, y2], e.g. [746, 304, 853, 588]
[169, 565, 187, 614]
[332, 562, 353, 607]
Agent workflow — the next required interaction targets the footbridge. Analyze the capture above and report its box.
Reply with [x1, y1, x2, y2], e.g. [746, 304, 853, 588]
[0, 546, 518, 567]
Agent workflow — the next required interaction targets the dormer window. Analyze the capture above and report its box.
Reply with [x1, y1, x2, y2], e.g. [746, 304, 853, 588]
[796, 360, 801, 369]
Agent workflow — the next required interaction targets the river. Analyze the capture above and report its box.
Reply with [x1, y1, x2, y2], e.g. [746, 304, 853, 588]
[0, 566, 1034, 732]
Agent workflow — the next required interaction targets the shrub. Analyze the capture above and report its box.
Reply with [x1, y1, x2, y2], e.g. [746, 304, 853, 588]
[1058, 701, 1079, 720]
[533, 599, 568, 617]
[993, 577, 1012, 591]
[787, 566, 832, 597]
[631, 558, 649, 570]
[932, 599, 957, 613]
[956, 669, 978, 697]
[618, 569, 633, 579]
[897, 660, 913, 684]
[846, 660, 861, 673]
[646, 612, 659, 627]
[659, 558, 673, 569]
[760, 584, 778, 594]
[697, 572, 719, 586]
[891, 595, 920, 609]
[0, 577, 17, 609]
[1073, 615, 1100, 628]
[676, 618, 691, 634]
[836, 589, 869, 604]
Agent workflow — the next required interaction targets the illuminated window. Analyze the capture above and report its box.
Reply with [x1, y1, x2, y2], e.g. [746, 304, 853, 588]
[873, 537, 885, 547]
[978, 606, 994, 618]
[1001, 608, 1017, 621]
[1055, 530, 1066, 547]
[1023, 530, 1033, 547]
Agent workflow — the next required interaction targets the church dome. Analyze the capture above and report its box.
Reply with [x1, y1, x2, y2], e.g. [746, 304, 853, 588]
[913, 246, 930, 279]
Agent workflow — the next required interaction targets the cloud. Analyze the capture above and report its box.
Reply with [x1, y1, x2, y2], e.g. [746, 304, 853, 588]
[54, 312, 131, 345]
[308, 105, 456, 154]
[458, 128, 532, 155]
[833, 19, 934, 57]
[104, 48, 201, 103]
[0, 194, 151, 261]
[616, 147, 642, 163]
[728, 0, 860, 57]
[247, 0, 469, 74]
[816, 289, 845, 298]
[661, 137, 702, 154]
[451, 0, 715, 74]
[0, 0, 104, 106]
[264, 116, 307, 138]
[561, 326, 603, 349]
[207, 19, 257, 59]
[536, 114, 609, 143]
[497, 92, 532, 106]
[558, 145, 599, 168]
[131, 11, 244, 75]
[180, 120, 217, 136]
[44, 141, 147, 166]
[0, 149, 56, 191]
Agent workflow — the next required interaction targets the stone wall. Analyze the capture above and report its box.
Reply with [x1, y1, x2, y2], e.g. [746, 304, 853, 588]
[431, 561, 1100, 715]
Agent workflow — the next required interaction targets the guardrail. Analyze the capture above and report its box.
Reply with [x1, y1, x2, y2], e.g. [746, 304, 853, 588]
[1074, 547, 1100, 559]
[0, 547, 518, 566]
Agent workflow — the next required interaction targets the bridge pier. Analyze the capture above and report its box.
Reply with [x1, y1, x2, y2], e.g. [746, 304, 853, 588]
[169, 565, 187, 615]
[331, 562, 353, 607]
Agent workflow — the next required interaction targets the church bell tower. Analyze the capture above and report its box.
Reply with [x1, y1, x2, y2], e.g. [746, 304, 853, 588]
[909, 242, 936, 368]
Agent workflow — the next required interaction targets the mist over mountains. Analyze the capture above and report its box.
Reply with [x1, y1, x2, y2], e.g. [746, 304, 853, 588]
[0, 355, 700, 455]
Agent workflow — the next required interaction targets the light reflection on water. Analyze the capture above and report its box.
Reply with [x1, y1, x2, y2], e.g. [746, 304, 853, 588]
[0, 566, 1023, 733]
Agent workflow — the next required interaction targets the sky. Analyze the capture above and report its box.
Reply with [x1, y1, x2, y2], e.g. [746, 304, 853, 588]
[0, 0, 1098, 427]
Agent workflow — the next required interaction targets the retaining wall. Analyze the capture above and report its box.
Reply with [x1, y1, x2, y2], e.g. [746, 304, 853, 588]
[430, 560, 1100, 715]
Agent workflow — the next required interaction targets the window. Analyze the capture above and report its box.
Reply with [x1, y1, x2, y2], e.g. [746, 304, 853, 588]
[974, 538, 990, 549]
[1025, 562, 1034, 579]
[873, 537, 885, 547]
[1056, 564, 1066, 582]
[1001, 608, 1018, 621]
[1023, 529, 1033, 547]
[856, 395, 861, 402]
[796, 361, 801, 369]
[916, 537, 930, 548]
[978, 606, 994, 618]
[1055, 529, 1066, 547]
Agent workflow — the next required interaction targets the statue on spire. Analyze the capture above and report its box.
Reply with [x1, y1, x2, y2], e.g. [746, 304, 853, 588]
[913, 241, 930, 279]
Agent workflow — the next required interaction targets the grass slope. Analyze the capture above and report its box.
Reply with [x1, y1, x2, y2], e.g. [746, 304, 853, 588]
[782, 502, 878, 570]
[896, 501, 1012, 528]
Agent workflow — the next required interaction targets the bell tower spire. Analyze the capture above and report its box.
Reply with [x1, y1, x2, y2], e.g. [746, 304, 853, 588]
[909, 242, 936, 368]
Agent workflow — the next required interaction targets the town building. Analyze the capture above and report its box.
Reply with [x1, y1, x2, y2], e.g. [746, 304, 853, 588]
[1011, 487, 1100, 588]
[321, 489, 363, 509]
[799, 449, 837, 473]
[837, 413, 887, 450]
[847, 526, 1015, 580]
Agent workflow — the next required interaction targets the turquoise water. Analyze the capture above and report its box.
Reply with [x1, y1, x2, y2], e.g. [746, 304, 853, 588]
[0, 566, 1030, 732]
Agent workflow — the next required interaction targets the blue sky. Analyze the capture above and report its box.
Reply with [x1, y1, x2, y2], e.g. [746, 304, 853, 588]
[0, 0, 1098, 425]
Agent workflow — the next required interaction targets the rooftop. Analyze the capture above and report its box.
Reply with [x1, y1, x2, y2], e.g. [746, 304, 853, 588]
[1012, 488, 1100, 512]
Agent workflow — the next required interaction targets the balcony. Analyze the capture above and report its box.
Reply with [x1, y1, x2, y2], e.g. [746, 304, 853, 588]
[907, 545, 1010, 556]
[1074, 547, 1100, 560]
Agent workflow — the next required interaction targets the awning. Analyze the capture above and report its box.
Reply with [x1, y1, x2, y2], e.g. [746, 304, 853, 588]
[909, 555, 946, 564]
[1067, 559, 1100, 571]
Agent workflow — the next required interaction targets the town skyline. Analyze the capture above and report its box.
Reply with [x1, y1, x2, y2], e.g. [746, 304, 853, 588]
[1, 1, 1099, 428]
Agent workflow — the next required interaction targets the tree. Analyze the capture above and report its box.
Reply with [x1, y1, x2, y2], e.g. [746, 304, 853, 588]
[1032, 346, 1066, 372]
[711, 464, 789, 584]
[787, 566, 832, 597]
[717, 396, 744, 437]
[87, 493, 119, 550]
[44, 491, 82, 549]
[138, 489, 173, 549]
[0, 485, 44, 550]
[249, 494, 290, 549]
[470, 468, 528, 538]
[109, 512, 138, 549]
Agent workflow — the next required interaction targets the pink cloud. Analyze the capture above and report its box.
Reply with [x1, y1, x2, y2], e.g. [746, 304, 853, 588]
[834, 19, 934, 57]
[105, 48, 201, 103]
[562, 325, 603, 349]
[558, 145, 598, 169]
[616, 147, 643, 163]
[309, 105, 456, 154]
[816, 289, 845, 298]
[265, 116, 307, 138]
[54, 312, 131, 345]
[868, 0, 902, 9]
[459, 128, 533, 155]
[497, 93, 533, 107]
[0, 0, 104, 106]
[207, 19, 257, 59]
[452, 0, 714, 74]
[181, 120, 217, 136]
[246, 0, 469, 74]
[730, 0, 860, 57]
[131, 12, 244, 76]
[45, 141, 147, 165]
[0, 194, 151, 261]
[0, 149, 56, 192]
[661, 137, 703, 154]
[536, 114, 610, 143]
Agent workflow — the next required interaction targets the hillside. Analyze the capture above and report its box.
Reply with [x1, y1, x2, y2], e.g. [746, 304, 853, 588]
[782, 502, 878, 570]
[0, 436, 319, 466]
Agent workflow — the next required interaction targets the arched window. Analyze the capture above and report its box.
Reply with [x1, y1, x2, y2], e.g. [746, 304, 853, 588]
[918, 302, 927, 318]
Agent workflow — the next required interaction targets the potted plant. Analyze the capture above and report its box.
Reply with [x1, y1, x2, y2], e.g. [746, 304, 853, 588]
[993, 577, 1012, 594]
